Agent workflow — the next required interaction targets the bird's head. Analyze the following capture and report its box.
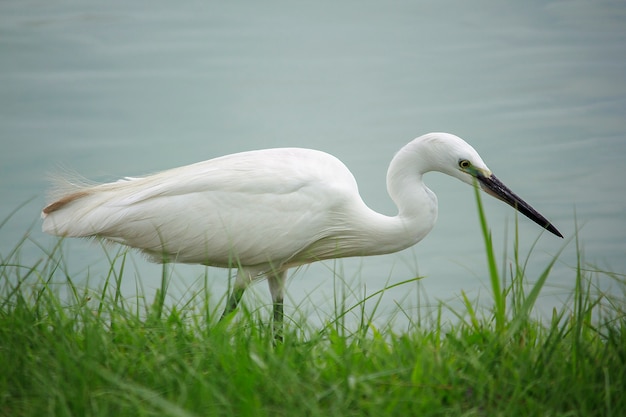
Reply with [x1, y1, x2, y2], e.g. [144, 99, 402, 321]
[417, 132, 563, 238]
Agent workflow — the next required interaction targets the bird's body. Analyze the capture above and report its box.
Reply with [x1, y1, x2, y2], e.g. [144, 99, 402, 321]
[43, 147, 431, 268]
[42, 133, 562, 330]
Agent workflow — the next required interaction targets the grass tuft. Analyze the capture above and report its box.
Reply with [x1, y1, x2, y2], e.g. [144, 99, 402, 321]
[1, 196, 625, 416]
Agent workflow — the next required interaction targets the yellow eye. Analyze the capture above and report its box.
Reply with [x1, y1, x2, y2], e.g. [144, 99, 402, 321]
[459, 159, 471, 169]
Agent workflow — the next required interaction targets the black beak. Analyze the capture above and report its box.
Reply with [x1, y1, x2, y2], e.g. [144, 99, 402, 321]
[477, 173, 563, 238]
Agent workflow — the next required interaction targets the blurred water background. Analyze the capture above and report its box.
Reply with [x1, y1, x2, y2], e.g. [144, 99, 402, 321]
[1, 1, 625, 326]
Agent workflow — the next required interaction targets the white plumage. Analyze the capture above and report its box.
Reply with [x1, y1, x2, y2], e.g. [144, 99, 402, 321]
[42, 132, 561, 328]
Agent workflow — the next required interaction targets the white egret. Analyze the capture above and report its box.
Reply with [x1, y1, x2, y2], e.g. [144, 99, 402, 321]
[42, 132, 562, 329]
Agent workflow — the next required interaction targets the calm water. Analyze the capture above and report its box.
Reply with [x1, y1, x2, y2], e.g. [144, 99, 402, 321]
[1, 1, 625, 324]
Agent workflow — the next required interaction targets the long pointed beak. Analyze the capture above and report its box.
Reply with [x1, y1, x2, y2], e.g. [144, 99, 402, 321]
[477, 173, 563, 238]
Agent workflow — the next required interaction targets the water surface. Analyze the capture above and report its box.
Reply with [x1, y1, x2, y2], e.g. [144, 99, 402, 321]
[1, 1, 625, 324]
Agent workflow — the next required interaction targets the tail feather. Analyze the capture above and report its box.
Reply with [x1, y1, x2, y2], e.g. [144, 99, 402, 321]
[42, 184, 130, 238]
[42, 189, 101, 237]
[42, 190, 93, 216]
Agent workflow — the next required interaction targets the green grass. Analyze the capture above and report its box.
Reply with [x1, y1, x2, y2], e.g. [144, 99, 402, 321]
[1, 193, 625, 417]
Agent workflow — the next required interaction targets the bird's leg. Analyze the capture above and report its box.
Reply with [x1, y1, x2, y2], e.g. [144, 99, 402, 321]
[220, 287, 245, 320]
[267, 269, 287, 342]
[219, 268, 257, 320]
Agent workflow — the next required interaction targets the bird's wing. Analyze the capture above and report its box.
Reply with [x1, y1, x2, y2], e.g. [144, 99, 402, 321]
[42, 148, 360, 266]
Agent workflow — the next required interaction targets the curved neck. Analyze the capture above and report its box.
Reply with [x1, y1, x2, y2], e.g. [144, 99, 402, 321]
[339, 138, 439, 257]
[351, 186, 437, 257]
[387, 135, 439, 221]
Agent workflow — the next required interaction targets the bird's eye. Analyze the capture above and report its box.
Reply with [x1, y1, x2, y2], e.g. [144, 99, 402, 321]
[459, 159, 471, 169]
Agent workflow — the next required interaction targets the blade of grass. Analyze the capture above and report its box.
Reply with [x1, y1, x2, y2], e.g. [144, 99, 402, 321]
[322, 276, 423, 337]
[473, 181, 505, 332]
[95, 367, 197, 417]
[505, 232, 571, 341]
